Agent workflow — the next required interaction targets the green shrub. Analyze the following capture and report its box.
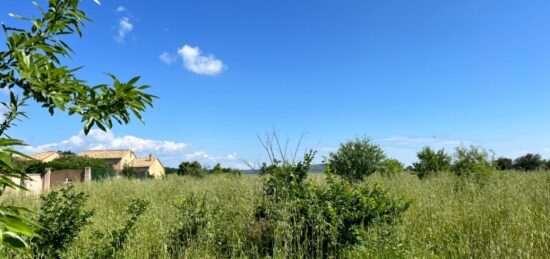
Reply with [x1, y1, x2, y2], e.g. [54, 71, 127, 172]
[513, 153, 544, 171]
[413, 147, 451, 179]
[89, 199, 149, 259]
[495, 157, 513, 171]
[328, 137, 386, 182]
[380, 158, 404, 176]
[167, 193, 212, 257]
[177, 161, 207, 177]
[451, 146, 493, 178]
[31, 184, 94, 258]
[252, 152, 409, 257]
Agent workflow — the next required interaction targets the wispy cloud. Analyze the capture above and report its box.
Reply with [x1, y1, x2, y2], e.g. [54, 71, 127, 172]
[116, 6, 126, 12]
[21, 130, 244, 168]
[115, 16, 133, 43]
[177, 45, 225, 75]
[159, 52, 177, 65]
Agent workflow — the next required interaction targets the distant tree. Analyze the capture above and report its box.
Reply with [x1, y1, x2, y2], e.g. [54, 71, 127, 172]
[211, 163, 223, 174]
[451, 146, 493, 178]
[413, 147, 451, 179]
[379, 158, 404, 176]
[513, 153, 544, 171]
[495, 157, 513, 171]
[177, 161, 207, 177]
[164, 167, 178, 175]
[328, 137, 385, 182]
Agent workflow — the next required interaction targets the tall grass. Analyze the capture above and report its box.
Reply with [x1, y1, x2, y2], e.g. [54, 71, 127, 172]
[4, 171, 550, 258]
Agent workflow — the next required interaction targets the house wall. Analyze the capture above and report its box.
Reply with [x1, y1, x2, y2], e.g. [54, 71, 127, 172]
[148, 159, 165, 178]
[23, 173, 43, 193]
[114, 152, 137, 172]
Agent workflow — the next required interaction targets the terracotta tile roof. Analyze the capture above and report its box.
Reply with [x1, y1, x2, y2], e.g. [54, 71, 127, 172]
[31, 151, 59, 161]
[130, 157, 157, 168]
[79, 150, 132, 159]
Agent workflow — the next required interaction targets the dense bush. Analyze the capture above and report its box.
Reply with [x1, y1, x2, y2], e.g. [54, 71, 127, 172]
[328, 137, 386, 182]
[252, 152, 409, 257]
[380, 158, 404, 176]
[177, 161, 208, 177]
[451, 146, 493, 178]
[513, 153, 544, 171]
[413, 147, 451, 179]
[495, 157, 513, 171]
[31, 184, 94, 258]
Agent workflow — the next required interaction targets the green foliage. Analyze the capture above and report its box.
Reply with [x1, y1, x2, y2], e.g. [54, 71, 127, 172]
[89, 199, 149, 259]
[0, 0, 155, 253]
[495, 157, 513, 171]
[31, 183, 93, 259]
[513, 153, 544, 171]
[413, 147, 451, 179]
[167, 193, 211, 257]
[210, 163, 242, 175]
[252, 152, 409, 257]
[380, 158, 404, 176]
[177, 161, 207, 177]
[451, 146, 493, 178]
[120, 165, 139, 179]
[328, 137, 386, 182]
[20, 154, 116, 180]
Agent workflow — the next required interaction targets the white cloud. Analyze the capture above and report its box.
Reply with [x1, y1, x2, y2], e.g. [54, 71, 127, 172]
[115, 16, 133, 43]
[177, 45, 225, 75]
[159, 52, 177, 65]
[21, 130, 244, 168]
[116, 6, 126, 12]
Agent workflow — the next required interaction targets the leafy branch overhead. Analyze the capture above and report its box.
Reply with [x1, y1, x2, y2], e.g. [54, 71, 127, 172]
[0, 0, 156, 135]
[0, 0, 156, 255]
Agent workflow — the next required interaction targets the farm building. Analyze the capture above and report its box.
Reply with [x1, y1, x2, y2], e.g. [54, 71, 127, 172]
[78, 149, 165, 178]
[26, 151, 60, 162]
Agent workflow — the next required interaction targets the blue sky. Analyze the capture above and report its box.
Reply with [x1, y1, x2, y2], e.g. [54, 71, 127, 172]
[2, 0, 550, 168]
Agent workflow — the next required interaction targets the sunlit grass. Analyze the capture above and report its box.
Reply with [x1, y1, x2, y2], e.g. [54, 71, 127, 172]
[5, 171, 550, 258]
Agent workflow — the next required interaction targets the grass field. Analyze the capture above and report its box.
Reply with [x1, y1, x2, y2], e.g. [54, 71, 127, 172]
[4, 171, 550, 258]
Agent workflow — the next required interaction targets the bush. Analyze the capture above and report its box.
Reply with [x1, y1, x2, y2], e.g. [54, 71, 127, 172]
[513, 153, 544, 171]
[413, 147, 451, 179]
[252, 152, 409, 257]
[89, 199, 149, 258]
[177, 161, 207, 177]
[451, 146, 493, 178]
[328, 137, 386, 182]
[380, 158, 404, 176]
[495, 157, 513, 171]
[31, 183, 94, 258]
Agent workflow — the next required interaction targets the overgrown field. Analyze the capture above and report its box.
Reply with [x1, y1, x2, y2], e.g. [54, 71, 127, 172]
[4, 171, 550, 258]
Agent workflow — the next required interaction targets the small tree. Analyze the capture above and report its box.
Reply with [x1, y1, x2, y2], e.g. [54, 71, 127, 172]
[451, 146, 492, 177]
[328, 137, 385, 182]
[31, 184, 93, 258]
[513, 153, 544, 171]
[0, 0, 155, 253]
[379, 158, 404, 177]
[495, 157, 513, 171]
[177, 161, 207, 177]
[413, 147, 451, 179]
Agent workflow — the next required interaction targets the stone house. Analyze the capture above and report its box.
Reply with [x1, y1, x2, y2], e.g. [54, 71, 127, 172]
[29, 151, 60, 162]
[78, 149, 165, 178]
